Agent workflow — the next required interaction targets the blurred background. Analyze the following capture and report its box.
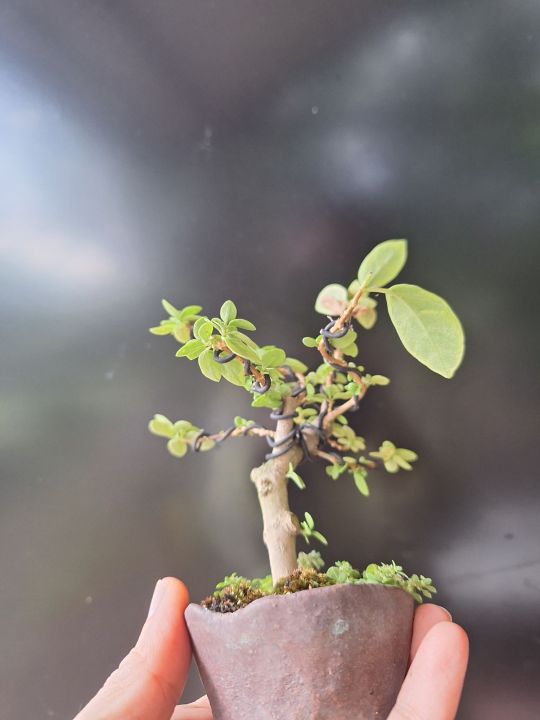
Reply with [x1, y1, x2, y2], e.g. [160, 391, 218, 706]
[1, 1, 539, 718]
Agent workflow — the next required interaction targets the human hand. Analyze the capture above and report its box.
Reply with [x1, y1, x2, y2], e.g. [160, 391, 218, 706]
[74, 577, 211, 720]
[75, 578, 468, 720]
[389, 602, 469, 719]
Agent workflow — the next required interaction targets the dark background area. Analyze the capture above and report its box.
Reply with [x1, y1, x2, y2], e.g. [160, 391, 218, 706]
[1, 1, 539, 718]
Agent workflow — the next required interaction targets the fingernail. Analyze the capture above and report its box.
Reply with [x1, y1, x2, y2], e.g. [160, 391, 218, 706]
[435, 604, 453, 621]
[148, 579, 164, 619]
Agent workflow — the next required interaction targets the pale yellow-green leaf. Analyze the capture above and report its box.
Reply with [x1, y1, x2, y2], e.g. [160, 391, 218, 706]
[167, 436, 188, 457]
[198, 348, 222, 382]
[224, 332, 261, 364]
[260, 347, 286, 368]
[198, 437, 216, 452]
[285, 357, 308, 374]
[397, 448, 418, 462]
[357, 239, 407, 288]
[220, 300, 237, 323]
[148, 414, 175, 438]
[314, 284, 348, 316]
[162, 299, 180, 318]
[348, 279, 360, 296]
[353, 471, 370, 497]
[386, 284, 464, 379]
[149, 324, 172, 336]
[220, 358, 246, 386]
[369, 374, 390, 386]
[173, 323, 191, 343]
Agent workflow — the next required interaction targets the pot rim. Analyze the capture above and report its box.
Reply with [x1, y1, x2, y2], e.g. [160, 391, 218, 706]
[186, 581, 413, 620]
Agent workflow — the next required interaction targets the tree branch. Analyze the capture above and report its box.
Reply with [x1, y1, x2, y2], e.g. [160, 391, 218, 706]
[323, 383, 367, 429]
[208, 425, 274, 443]
[333, 282, 368, 332]
[313, 448, 341, 464]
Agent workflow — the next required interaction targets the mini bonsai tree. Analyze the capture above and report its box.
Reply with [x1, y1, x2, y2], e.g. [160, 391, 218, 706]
[148, 239, 464, 609]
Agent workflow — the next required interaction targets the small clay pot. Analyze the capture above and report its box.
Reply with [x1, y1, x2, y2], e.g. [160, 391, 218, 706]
[185, 583, 414, 720]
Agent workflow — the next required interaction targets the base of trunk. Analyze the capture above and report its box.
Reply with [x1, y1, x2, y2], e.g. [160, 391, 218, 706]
[185, 583, 414, 720]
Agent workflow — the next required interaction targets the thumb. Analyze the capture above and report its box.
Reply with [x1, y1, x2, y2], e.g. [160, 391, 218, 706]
[75, 577, 191, 720]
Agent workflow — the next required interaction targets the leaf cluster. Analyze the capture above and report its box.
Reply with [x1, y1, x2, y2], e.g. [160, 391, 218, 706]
[369, 441, 418, 473]
[324, 560, 436, 602]
[203, 558, 436, 612]
[156, 299, 308, 410]
[361, 561, 437, 603]
[314, 239, 464, 379]
[300, 512, 328, 546]
[148, 414, 214, 457]
[297, 550, 325, 571]
[149, 300, 203, 343]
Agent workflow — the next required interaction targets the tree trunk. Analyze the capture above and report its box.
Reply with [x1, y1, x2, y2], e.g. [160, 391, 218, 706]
[251, 452, 302, 583]
[250, 397, 318, 584]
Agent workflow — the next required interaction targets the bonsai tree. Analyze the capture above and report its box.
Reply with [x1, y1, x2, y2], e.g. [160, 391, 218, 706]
[148, 239, 464, 603]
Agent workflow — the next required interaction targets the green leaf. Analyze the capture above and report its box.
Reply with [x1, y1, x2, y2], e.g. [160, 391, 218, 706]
[178, 304, 203, 320]
[314, 284, 348, 316]
[231, 331, 259, 351]
[228, 318, 256, 331]
[198, 348, 222, 382]
[176, 339, 205, 359]
[192, 317, 208, 339]
[210, 318, 225, 334]
[357, 239, 407, 289]
[149, 324, 173, 335]
[357, 307, 377, 330]
[197, 437, 216, 452]
[330, 329, 357, 349]
[220, 300, 237, 324]
[162, 299, 181, 318]
[304, 512, 315, 530]
[167, 436, 188, 458]
[369, 374, 390, 386]
[354, 297, 378, 330]
[225, 332, 261, 364]
[326, 561, 361, 584]
[341, 342, 358, 358]
[173, 420, 196, 434]
[260, 347, 286, 368]
[286, 462, 306, 490]
[285, 357, 308, 374]
[173, 324, 191, 343]
[325, 463, 346, 480]
[234, 416, 252, 428]
[148, 414, 175, 438]
[312, 531, 328, 546]
[353, 470, 370, 497]
[297, 550, 325, 571]
[302, 336, 318, 348]
[197, 320, 213, 343]
[386, 284, 465, 378]
[251, 390, 282, 409]
[220, 358, 246, 386]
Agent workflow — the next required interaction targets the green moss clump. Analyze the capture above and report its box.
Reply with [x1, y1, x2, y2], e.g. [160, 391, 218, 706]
[201, 578, 264, 613]
[274, 568, 334, 595]
[202, 558, 436, 613]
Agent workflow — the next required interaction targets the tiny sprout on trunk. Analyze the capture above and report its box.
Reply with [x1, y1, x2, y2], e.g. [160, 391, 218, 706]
[148, 239, 464, 600]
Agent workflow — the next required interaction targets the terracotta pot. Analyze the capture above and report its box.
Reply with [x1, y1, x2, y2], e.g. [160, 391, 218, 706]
[185, 583, 414, 720]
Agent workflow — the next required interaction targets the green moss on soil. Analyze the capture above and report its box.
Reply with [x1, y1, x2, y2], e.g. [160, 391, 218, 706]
[202, 557, 437, 613]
